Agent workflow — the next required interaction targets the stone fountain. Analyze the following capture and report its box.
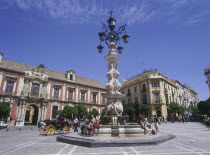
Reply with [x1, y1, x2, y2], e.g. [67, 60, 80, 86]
[56, 12, 176, 146]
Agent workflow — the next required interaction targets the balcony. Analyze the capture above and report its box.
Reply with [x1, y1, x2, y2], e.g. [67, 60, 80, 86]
[79, 99, 86, 103]
[141, 89, 147, 93]
[40, 93, 48, 99]
[2, 91, 14, 96]
[67, 98, 73, 102]
[23, 92, 48, 99]
[164, 89, 168, 93]
[127, 92, 131, 97]
[53, 96, 60, 100]
[30, 93, 39, 97]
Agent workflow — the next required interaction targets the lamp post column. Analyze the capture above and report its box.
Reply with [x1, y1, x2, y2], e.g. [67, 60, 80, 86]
[97, 11, 129, 118]
[103, 42, 125, 116]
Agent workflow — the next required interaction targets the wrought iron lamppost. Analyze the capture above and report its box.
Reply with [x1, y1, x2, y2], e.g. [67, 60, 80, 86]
[97, 11, 129, 54]
[97, 11, 129, 119]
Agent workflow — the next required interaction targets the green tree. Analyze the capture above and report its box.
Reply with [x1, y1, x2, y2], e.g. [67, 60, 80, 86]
[178, 106, 185, 115]
[197, 98, 210, 115]
[0, 103, 11, 121]
[56, 105, 78, 119]
[190, 107, 199, 116]
[125, 105, 135, 121]
[37, 64, 46, 68]
[139, 104, 150, 115]
[134, 103, 140, 118]
[76, 104, 88, 119]
[168, 103, 180, 115]
[101, 109, 106, 116]
[88, 109, 99, 118]
[64, 105, 78, 119]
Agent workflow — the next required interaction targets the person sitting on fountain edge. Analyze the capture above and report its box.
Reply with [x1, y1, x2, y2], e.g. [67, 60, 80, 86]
[80, 115, 90, 135]
[139, 115, 148, 135]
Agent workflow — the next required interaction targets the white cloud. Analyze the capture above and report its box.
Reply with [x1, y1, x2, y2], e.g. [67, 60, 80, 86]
[4, 0, 210, 25]
[187, 10, 210, 24]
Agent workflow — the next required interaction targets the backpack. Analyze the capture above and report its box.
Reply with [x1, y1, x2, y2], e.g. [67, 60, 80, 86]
[151, 129, 156, 135]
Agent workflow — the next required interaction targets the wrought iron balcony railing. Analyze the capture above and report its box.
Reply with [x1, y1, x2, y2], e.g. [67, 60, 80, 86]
[141, 89, 147, 93]
[67, 98, 73, 101]
[53, 96, 60, 100]
[2, 91, 14, 96]
[30, 93, 39, 97]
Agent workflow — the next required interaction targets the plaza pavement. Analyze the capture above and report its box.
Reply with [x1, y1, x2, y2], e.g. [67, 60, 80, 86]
[0, 122, 210, 155]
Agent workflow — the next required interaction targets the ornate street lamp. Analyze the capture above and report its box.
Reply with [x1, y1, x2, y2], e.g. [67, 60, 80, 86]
[98, 32, 106, 41]
[122, 34, 130, 44]
[117, 46, 123, 54]
[97, 11, 129, 120]
[97, 45, 104, 53]
[97, 11, 129, 54]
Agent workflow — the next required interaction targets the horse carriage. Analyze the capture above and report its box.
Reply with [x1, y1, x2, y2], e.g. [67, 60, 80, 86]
[39, 117, 71, 136]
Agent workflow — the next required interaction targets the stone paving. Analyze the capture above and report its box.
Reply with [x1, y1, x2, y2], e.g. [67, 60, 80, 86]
[0, 122, 210, 155]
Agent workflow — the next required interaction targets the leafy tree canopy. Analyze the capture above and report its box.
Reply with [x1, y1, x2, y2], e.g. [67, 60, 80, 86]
[139, 104, 150, 115]
[168, 103, 180, 115]
[125, 105, 135, 115]
[190, 107, 199, 115]
[101, 109, 106, 116]
[0, 103, 11, 120]
[56, 105, 78, 119]
[89, 109, 99, 117]
[125, 105, 136, 121]
[76, 104, 88, 118]
[197, 98, 210, 115]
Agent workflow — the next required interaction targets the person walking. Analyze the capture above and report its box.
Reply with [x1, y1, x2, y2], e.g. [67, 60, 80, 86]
[207, 116, 210, 130]
[158, 116, 161, 125]
[164, 117, 167, 123]
[181, 115, 184, 123]
[172, 115, 175, 123]
[154, 116, 159, 134]
[73, 116, 78, 132]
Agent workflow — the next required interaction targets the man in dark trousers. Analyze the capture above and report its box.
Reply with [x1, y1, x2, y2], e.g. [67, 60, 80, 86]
[73, 116, 78, 132]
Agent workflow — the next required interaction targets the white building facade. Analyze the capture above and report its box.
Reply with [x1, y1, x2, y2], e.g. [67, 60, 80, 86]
[205, 67, 210, 92]
[175, 80, 199, 108]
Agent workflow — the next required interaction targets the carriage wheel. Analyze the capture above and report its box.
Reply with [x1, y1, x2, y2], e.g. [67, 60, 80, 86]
[46, 125, 56, 136]
[62, 126, 70, 134]
[39, 126, 45, 135]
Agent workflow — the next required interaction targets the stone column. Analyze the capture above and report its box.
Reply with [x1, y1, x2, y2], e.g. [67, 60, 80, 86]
[17, 103, 22, 120]
[147, 80, 152, 104]
[160, 81, 164, 103]
[40, 104, 44, 121]
[38, 106, 42, 121]
[43, 104, 47, 120]
[20, 103, 26, 121]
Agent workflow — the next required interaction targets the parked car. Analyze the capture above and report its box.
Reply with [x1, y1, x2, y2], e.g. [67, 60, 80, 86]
[0, 121, 8, 129]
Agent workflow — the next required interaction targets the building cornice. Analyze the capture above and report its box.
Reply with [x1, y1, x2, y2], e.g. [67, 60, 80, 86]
[0, 67, 107, 91]
[49, 77, 107, 91]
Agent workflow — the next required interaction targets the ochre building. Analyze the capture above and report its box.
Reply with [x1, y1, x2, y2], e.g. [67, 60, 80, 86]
[0, 53, 106, 125]
[121, 70, 199, 118]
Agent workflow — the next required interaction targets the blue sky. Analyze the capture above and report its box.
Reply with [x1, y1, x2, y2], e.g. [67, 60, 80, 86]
[0, 0, 210, 100]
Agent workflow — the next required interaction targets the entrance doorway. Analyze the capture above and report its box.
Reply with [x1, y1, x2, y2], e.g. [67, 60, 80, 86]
[24, 105, 38, 125]
[156, 107, 161, 117]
